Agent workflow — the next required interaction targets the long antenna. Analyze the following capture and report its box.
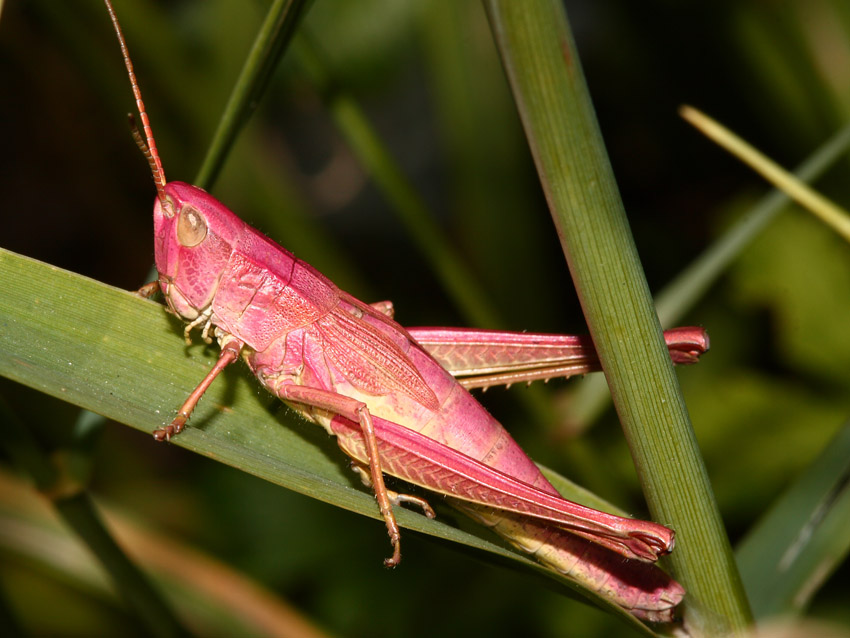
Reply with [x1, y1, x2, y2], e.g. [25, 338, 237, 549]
[103, 0, 167, 196]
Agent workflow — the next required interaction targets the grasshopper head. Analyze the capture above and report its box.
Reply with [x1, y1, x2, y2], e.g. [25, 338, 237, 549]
[153, 182, 244, 321]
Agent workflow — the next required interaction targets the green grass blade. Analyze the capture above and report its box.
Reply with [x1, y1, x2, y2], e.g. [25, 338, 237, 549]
[736, 419, 850, 619]
[0, 247, 660, 635]
[194, 0, 313, 190]
[681, 107, 850, 245]
[484, 0, 752, 633]
[655, 123, 850, 326]
[564, 123, 850, 432]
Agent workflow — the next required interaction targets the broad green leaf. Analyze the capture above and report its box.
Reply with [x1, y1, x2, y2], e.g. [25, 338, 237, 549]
[0, 247, 660, 636]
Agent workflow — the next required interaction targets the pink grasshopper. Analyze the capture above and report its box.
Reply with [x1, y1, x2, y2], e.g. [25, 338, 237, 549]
[104, 0, 707, 622]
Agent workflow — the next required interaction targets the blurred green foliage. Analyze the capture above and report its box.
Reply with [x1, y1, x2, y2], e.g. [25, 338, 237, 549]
[1, 0, 850, 636]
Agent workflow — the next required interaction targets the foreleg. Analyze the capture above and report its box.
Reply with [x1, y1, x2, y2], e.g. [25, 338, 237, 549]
[153, 337, 244, 441]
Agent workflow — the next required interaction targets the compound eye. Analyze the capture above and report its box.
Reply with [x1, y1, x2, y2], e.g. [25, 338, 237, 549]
[176, 205, 207, 247]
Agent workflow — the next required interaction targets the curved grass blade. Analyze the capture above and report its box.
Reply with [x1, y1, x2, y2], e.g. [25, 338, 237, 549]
[681, 106, 850, 244]
[195, 0, 313, 190]
[736, 419, 850, 619]
[0, 247, 660, 635]
[562, 122, 850, 432]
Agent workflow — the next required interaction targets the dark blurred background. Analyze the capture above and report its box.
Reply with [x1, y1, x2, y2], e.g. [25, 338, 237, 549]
[2, 0, 850, 636]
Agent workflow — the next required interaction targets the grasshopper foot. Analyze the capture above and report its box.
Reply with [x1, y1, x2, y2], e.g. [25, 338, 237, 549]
[391, 493, 436, 519]
[351, 463, 436, 518]
[383, 536, 402, 568]
[152, 414, 187, 441]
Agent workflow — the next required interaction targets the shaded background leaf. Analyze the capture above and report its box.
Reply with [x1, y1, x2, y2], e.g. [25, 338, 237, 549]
[737, 420, 850, 620]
